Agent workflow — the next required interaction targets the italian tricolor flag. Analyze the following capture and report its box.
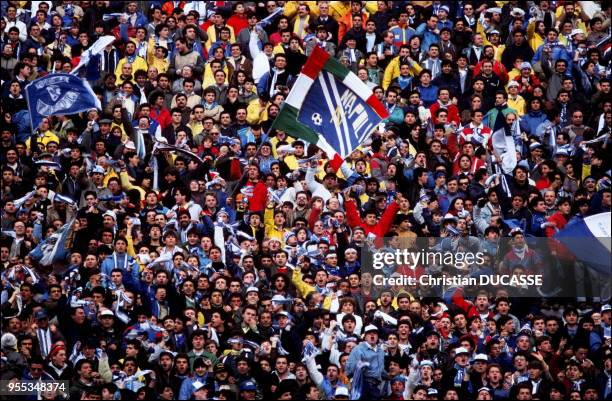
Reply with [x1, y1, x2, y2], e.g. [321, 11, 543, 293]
[270, 46, 389, 168]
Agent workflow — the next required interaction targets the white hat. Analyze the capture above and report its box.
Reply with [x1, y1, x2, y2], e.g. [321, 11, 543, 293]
[472, 353, 489, 363]
[601, 304, 611, 312]
[570, 28, 585, 37]
[124, 141, 136, 150]
[100, 309, 115, 317]
[192, 381, 205, 394]
[488, 7, 502, 14]
[439, 5, 450, 13]
[511, 8, 525, 17]
[1, 333, 17, 350]
[488, 29, 500, 35]
[246, 286, 259, 293]
[507, 80, 520, 87]
[455, 346, 470, 355]
[529, 142, 542, 150]
[334, 387, 349, 397]
[271, 294, 287, 303]
[554, 148, 570, 157]
[275, 311, 291, 319]
[419, 359, 434, 368]
[364, 324, 379, 333]
[91, 165, 105, 175]
[520, 61, 532, 70]
[103, 210, 117, 221]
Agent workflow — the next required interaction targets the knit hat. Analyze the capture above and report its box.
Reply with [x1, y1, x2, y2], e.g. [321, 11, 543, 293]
[1, 333, 17, 350]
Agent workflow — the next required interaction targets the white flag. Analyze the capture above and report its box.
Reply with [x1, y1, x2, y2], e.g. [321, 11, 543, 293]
[71, 35, 116, 74]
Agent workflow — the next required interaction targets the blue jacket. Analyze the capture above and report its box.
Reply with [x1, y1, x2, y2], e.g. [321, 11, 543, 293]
[528, 211, 547, 237]
[100, 252, 139, 285]
[346, 341, 386, 379]
[532, 42, 573, 71]
[520, 110, 548, 136]
[415, 23, 440, 52]
[416, 84, 439, 107]
[178, 373, 208, 400]
[389, 25, 416, 47]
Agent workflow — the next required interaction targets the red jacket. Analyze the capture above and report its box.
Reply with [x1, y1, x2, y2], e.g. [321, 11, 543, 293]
[345, 200, 399, 236]
[227, 14, 249, 35]
[447, 125, 492, 158]
[545, 211, 569, 237]
[474, 59, 509, 84]
[430, 101, 460, 126]
[452, 155, 486, 175]
[150, 106, 172, 129]
[246, 180, 268, 213]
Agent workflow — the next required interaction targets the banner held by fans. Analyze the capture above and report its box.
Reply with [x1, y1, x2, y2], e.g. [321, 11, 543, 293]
[271, 46, 388, 159]
[25, 73, 101, 130]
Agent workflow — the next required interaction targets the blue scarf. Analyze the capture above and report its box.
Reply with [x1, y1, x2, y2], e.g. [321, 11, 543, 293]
[397, 75, 412, 90]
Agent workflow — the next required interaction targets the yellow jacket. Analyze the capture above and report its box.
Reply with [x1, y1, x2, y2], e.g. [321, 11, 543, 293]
[329, 1, 377, 20]
[147, 54, 169, 74]
[507, 95, 526, 117]
[202, 63, 229, 88]
[102, 168, 119, 187]
[291, 15, 311, 40]
[119, 171, 146, 199]
[291, 268, 333, 309]
[527, 21, 545, 52]
[25, 130, 60, 149]
[382, 55, 422, 89]
[270, 136, 294, 158]
[264, 206, 290, 244]
[205, 25, 235, 51]
[483, 36, 506, 62]
[115, 56, 148, 83]
[283, 1, 320, 19]
[110, 122, 128, 142]
[247, 98, 269, 124]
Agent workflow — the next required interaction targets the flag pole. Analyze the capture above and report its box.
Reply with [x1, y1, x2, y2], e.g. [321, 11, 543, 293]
[24, 81, 37, 149]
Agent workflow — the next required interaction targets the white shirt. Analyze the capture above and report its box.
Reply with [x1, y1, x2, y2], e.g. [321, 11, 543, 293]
[3, 18, 27, 42]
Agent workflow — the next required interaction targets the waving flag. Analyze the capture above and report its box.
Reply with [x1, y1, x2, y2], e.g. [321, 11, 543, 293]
[29, 217, 76, 266]
[554, 212, 611, 274]
[70, 35, 116, 74]
[271, 46, 388, 159]
[25, 74, 101, 130]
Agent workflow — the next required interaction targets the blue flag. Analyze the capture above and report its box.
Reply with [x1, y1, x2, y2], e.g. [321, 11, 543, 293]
[29, 218, 75, 266]
[271, 46, 388, 159]
[25, 73, 101, 130]
[296, 71, 382, 157]
[554, 212, 611, 275]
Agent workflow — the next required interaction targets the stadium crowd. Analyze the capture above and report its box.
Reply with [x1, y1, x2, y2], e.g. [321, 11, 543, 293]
[0, 1, 611, 400]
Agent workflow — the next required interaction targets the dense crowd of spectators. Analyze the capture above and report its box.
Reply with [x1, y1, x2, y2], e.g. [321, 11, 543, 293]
[1, 1, 611, 400]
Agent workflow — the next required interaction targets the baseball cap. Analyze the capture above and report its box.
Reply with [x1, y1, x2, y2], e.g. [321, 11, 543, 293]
[99, 309, 114, 317]
[334, 387, 349, 397]
[275, 311, 291, 319]
[471, 354, 489, 363]
[240, 380, 257, 391]
[91, 165, 105, 175]
[214, 363, 227, 373]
